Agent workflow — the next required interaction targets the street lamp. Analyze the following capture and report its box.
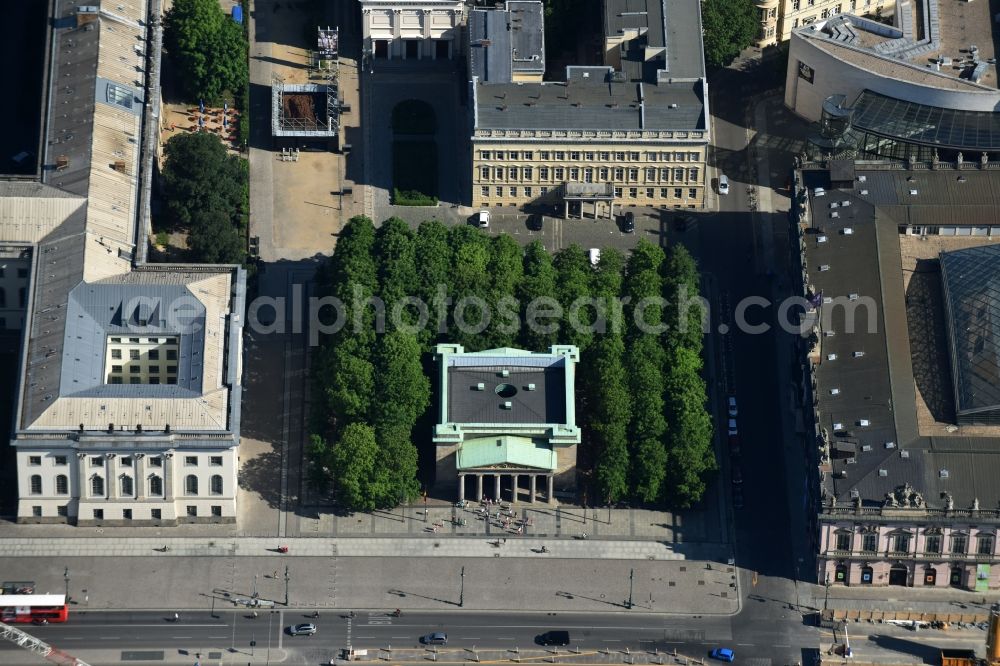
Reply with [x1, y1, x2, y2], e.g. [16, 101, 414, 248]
[63, 567, 69, 601]
[824, 572, 832, 612]
[284, 565, 290, 607]
[459, 566, 465, 608]
[626, 568, 634, 610]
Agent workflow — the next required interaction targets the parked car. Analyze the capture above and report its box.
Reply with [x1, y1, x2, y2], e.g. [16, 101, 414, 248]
[421, 632, 448, 645]
[527, 214, 543, 230]
[732, 486, 744, 509]
[589, 248, 602, 267]
[727, 419, 738, 436]
[728, 434, 740, 456]
[536, 631, 571, 646]
[731, 466, 743, 485]
[710, 647, 735, 662]
[727, 396, 738, 418]
[288, 623, 317, 636]
[477, 210, 491, 228]
[621, 211, 635, 233]
[718, 175, 729, 195]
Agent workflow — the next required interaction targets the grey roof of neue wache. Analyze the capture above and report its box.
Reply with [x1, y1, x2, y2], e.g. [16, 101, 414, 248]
[940, 245, 1000, 417]
[802, 164, 1000, 511]
[60, 282, 206, 398]
[447, 362, 567, 425]
[475, 72, 705, 131]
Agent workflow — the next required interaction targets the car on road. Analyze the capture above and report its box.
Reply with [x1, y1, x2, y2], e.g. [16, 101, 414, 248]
[536, 631, 571, 646]
[621, 211, 635, 233]
[728, 434, 740, 456]
[527, 214, 543, 230]
[731, 466, 743, 485]
[732, 485, 744, 509]
[718, 175, 729, 195]
[477, 210, 491, 228]
[727, 418, 737, 436]
[421, 632, 448, 645]
[288, 623, 317, 636]
[710, 647, 735, 662]
[727, 396, 738, 417]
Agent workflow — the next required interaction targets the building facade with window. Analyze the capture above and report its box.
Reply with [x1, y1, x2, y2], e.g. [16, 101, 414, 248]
[798, 162, 1000, 589]
[754, 0, 893, 47]
[359, 0, 464, 60]
[469, 0, 709, 213]
[8, 0, 246, 526]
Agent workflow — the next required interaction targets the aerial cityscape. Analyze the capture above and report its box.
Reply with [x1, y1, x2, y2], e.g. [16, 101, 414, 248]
[3, 0, 1000, 665]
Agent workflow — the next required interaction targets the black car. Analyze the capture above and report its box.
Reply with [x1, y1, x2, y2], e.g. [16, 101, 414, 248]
[536, 631, 571, 646]
[527, 214, 544, 230]
[621, 212, 635, 233]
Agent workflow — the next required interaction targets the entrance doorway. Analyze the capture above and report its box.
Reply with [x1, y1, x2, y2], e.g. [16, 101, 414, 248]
[405, 40, 419, 59]
[889, 564, 908, 586]
[951, 566, 964, 587]
[374, 40, 388, 58]
[435, 40, 449, 59]
[860, 566, 873, 584]
[923, 567, 937, 586]
[834, 564, 847, 584]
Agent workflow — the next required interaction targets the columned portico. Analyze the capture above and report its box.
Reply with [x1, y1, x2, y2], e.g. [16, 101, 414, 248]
[562, 182, 615, 220]
[458, 469, 556, 504]
[494, 473, 501, 501]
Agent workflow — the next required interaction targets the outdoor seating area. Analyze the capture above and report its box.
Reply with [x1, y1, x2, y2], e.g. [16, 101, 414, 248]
[162, 102, 242, 149]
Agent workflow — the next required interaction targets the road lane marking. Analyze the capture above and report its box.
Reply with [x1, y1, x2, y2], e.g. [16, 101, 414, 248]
[775, 644, 791, 648]
[498, 637, 514, 640]
[172, 636, 192, 639]
[602, 639, 621, 642]
[99, 637, 121, 640]
[737, 643, 753, 646]
[209, 636, 227, 639]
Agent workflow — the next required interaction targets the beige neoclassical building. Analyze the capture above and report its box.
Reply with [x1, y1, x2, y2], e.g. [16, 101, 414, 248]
[359, 0, 464, 60]
[433, 345, 581, 504]
[468, 0, 710, 214]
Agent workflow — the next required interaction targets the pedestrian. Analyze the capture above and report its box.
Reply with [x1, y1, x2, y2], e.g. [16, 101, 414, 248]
[273, 570, 278, 579]
[517, 526, 523, 535]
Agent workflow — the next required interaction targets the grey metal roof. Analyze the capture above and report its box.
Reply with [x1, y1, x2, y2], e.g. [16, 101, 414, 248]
[603, 0, 705, 80]
[474, 75, 705, 131]
[468, 1, 544, 83]
[60, 282, 206, 397]
[803, 163, 1000, 510]
[447, 364, 566, 425]
[940, 245, 1000, 417]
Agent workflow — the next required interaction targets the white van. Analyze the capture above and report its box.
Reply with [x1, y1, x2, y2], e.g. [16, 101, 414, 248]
[718, 174, 729, 195]
[589, 248, 601, 267]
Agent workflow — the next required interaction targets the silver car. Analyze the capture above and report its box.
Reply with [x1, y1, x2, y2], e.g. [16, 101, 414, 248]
[288, 623, 317, 636]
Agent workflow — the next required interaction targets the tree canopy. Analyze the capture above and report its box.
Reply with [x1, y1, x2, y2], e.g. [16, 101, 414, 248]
[164, 0, 248, 102]
[701, 0, 758, 69]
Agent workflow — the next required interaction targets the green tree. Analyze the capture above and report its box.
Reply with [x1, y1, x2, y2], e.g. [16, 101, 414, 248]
[701, 0, 758, 69]
[161, 132, 243, 228]
[554, 245, 596, 351]
[414, 220, 453, 347]
[371, 331, 430, 435]
[662, 244, 706, 353]
[374, 218, 418, 329]
[188, 206, 244, 264]
[592, 248, 626, 337]
[316, 338, 376, 426]
[518, 241, 559, 352]
[448, 226, 491, 350]
[662, 346, 716, 508]
[375, 425, 422, 506]
[624, 240, 666, 340]
[329, 423, 381, 511]
[482, 235, 524, 348]
[588, 334, 631, 503]
[164, 0, 248, 102]
[626, 336, 668, 503]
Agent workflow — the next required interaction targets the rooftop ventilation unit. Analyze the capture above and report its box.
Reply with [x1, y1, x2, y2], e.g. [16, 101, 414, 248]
[501, 370, 510, 377]
[830, 388, 841, 395]
[475, 383, 485, 390]
[940, 469, 949, 479]
[858, 419, 871, 427]
[843, 227, 854, 235]
[849, 293, 859, 301]
[819, 264, 830, 271]
[526, 383, 536, 391]
[850, 489, 861, 499]
[859, 189, 868, 195]
[846, 457, 857, 464]
[862, 444, 872, 452]
[502, 401, 513, 409]
[853, 351, 865, 358]
[885, 441, 896, 449]
[900, 450, 909, 458]
[827, 353, 838, 360]
[878, 469, 888, 477]
[833, 422, 844, 430]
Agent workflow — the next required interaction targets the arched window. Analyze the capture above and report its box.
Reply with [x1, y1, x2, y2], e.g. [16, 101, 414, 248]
[55, 475, 68, 495]
[29, 475, 42, 495]
[120, 475, 133, 497]
[210, 474, 223, 496]
[185, 474, 198, 495]
[91, 475, 104, 496]
[149, 475, 163, 496]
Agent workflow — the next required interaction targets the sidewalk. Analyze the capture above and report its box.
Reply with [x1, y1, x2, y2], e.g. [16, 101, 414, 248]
[1, 552, 741, 615]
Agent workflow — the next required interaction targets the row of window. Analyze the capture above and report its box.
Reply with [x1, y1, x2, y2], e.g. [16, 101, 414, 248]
[110, 349, 178, 361]
[477, 166, 700, 185]
[29, 455, 224, 467]
[479, 186, 701, 200]
[834, 532, 995, 556]
[478, 150, 702, 163]
[29, 505, 224, 519]
[30, 473, 226, 497]
[108, 376, 179, 385]
[108, 337, 173, 344]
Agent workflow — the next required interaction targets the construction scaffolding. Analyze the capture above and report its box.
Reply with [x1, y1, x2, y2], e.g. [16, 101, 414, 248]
[271, 73, 340, 138]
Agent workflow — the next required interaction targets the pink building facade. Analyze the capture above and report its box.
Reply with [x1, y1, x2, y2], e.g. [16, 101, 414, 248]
[818, 508, 1000, 590]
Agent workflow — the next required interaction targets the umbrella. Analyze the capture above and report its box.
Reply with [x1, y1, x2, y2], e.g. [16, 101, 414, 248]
[199, 99, 205, 114]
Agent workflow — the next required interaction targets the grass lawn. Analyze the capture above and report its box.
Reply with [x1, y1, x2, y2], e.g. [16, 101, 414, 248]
[392, 140, 438, 199]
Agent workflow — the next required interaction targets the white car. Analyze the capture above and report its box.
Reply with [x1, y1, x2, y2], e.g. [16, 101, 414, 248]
[718, 174, 729, 195]
[477, 210, 490, 228]
[589, 248, 602, 267]
[727, 396, 738, 418]
[727, 419, 738, 436]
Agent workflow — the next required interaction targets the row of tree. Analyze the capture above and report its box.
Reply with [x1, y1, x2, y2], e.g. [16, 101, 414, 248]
[308, 216, 715, 510]
[160, 132, 247, 264]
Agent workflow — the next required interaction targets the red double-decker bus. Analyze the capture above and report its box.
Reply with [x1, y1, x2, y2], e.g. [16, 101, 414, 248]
[0, 594, 69, 623]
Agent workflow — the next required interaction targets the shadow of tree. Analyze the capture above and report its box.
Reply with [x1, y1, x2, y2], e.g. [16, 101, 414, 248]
[239, 446, 284, 509]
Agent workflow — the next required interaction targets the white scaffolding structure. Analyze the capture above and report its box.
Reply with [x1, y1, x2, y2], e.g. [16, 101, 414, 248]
[0, 622, 92, 666]
[271, 73, 340, 138]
